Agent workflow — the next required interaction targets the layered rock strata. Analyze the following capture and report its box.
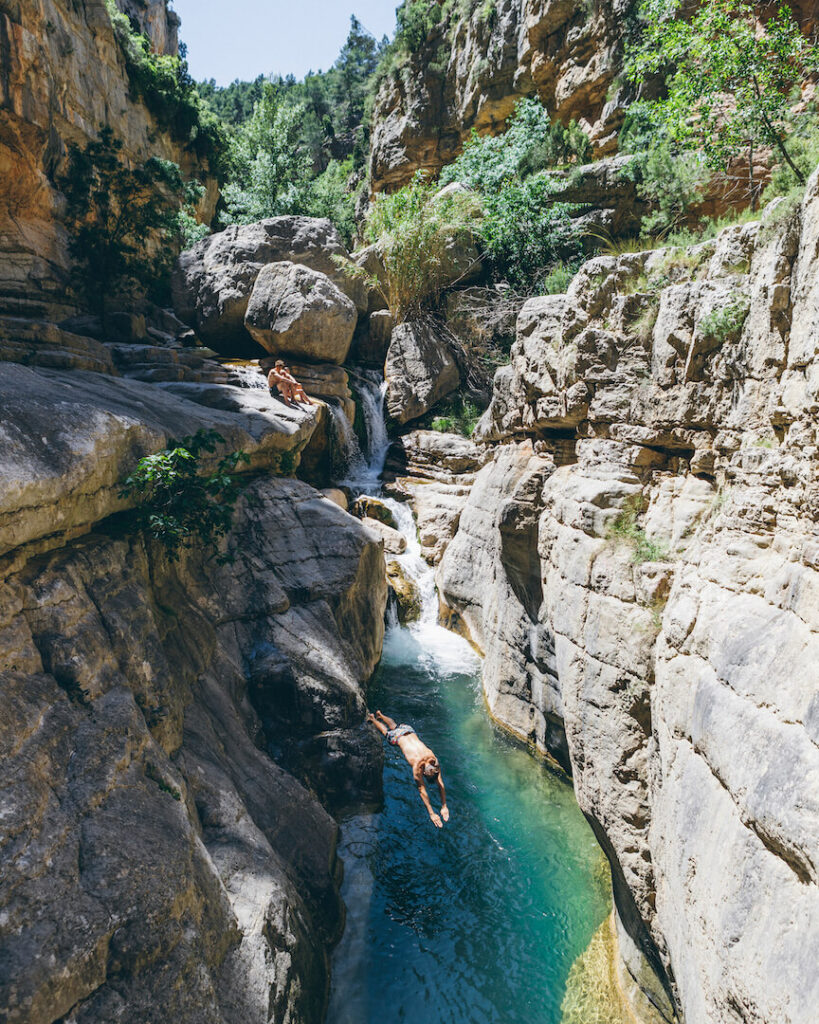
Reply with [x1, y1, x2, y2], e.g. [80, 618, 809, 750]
[0, 318, 388, 1022]
[0, 0, 215, 319]
[369, 0, 632, 192]
[435, 175, 819, 1022]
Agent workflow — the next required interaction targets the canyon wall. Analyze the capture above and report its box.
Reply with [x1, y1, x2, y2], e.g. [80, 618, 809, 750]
[0, 0, 215, 320]
[0, 320, 388, 1023]
[433, 176, 819, 1022]
[369, 0, 632, 193]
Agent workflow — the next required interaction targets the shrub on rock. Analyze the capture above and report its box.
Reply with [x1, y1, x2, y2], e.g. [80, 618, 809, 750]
[245, 262, 357, 364]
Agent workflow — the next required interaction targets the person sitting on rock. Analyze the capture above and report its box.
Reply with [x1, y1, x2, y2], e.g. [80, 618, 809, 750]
[280, 363, 312, 405]
[367, 710, 450, 828]
[268, 360, 311, 407]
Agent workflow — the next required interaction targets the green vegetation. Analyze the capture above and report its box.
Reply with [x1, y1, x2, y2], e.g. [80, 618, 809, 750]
[440, 98, 588, 292]
[104, 0, 228, 177]
[145, 762, 182, 801]
[697, 294, 750, 342]
[431, 395, 482, 436]
[626, 0, 819, 210]
[362, 175, 482, 320]
[607, 497, 670, 563]
[208, 17, 381, 243]
[119, 430, 250, 560]
[60, 128, 203, 315]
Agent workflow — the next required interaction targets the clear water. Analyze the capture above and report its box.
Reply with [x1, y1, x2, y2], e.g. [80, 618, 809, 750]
[326, 600, 611, 1024]
[327, 382, 612, 1024]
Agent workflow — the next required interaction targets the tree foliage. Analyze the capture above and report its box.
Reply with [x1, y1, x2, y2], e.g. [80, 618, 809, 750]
[626, 0, 819, 188]
[221, 83, 314, 223]
[60, 128, 202, 314]
[363, 175, 482, 320]
[119, 430, 250, 560]
[104, 0, 228, 178]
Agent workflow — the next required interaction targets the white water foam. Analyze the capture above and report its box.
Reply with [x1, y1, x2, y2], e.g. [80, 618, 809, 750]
[224, 361, 267, 389]
[380, 495, 480, 678]
[342, 374, 390, 492]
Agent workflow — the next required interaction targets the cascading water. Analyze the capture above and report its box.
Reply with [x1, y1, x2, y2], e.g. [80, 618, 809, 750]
[342, 371, 390, 492]
[222, 360, 268, 389]
[327, 387, 613, 1024]
[328, 400, 363, 475]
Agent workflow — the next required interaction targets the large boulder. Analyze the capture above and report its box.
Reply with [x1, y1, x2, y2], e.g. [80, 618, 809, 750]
[385, 320, 460, 424]
[171, 217, 366, 354]
[245, 262, 357, 365]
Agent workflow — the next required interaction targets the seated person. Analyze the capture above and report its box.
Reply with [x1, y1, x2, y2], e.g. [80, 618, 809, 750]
[267, 360, 311, 406]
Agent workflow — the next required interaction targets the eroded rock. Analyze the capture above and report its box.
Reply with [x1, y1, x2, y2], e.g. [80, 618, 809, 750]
[245, 262, 357, 364]
[385, 320, 460, 424]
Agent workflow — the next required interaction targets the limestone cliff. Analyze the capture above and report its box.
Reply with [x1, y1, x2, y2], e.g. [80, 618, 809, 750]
[0, 0, 216, 320]
[369, 0, 631, 193]
[0, 324, 388, 1022]
[431, 176, 819, 1021]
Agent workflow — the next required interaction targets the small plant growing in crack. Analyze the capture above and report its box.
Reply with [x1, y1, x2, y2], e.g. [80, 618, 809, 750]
[119, 429, 250, 561]
[607, 496, 670, 563]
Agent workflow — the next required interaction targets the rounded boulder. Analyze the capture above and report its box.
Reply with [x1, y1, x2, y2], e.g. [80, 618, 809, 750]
[245, 262, 357, 365]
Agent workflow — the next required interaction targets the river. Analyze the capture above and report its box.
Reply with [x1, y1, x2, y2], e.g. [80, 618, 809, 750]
[327, 392, 613, 1024]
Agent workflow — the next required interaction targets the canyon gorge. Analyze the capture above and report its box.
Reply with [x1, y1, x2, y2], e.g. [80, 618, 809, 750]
[1, 2, 818, 1024]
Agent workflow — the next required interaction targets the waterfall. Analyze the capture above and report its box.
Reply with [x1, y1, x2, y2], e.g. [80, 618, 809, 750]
[328, 400, 363, 476]
[379, 497, 479, 675]
[343, 372, 390, 491]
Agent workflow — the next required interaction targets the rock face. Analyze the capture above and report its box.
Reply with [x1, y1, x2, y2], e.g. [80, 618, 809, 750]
[0, 322, 388, 1022]
[384, 320, 460, 424]
[172, 217, 367, 354]
[437, 172, 819, 1022]
[0, 0, 216, 320]
[369, 0, 631, 192]
[245, 262, 357, 363]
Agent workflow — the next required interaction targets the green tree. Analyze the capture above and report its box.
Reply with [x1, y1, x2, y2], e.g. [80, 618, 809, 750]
[60, 127, 201, 316]
[222, 83, 313, 223]
[119, 430, 250, 560]
[332, 16, 381, 134]
[626, 0, 819, 203]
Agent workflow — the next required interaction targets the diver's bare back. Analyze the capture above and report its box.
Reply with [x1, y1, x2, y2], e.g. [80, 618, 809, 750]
[395, 730, 433, 766]
[367, 710, 450, 828]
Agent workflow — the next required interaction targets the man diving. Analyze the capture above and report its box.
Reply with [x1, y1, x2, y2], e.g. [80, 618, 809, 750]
[367, 710, 450, 828]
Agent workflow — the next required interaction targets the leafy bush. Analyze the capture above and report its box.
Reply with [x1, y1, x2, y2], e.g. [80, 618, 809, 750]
[104, 0, 228, 178]
[363, 175, 482, 320]
[441, 98, 590, 193]
[697, 295, 750, 342]
[119, 430, 250, 560]
[480, 174, 585, 292]
[620, 110, 706, 237]
[60, 127, 203, 313]
[431, 396, 481, 436]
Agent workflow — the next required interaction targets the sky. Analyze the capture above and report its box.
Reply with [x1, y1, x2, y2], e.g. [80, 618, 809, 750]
[171, 0, 400, 85]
